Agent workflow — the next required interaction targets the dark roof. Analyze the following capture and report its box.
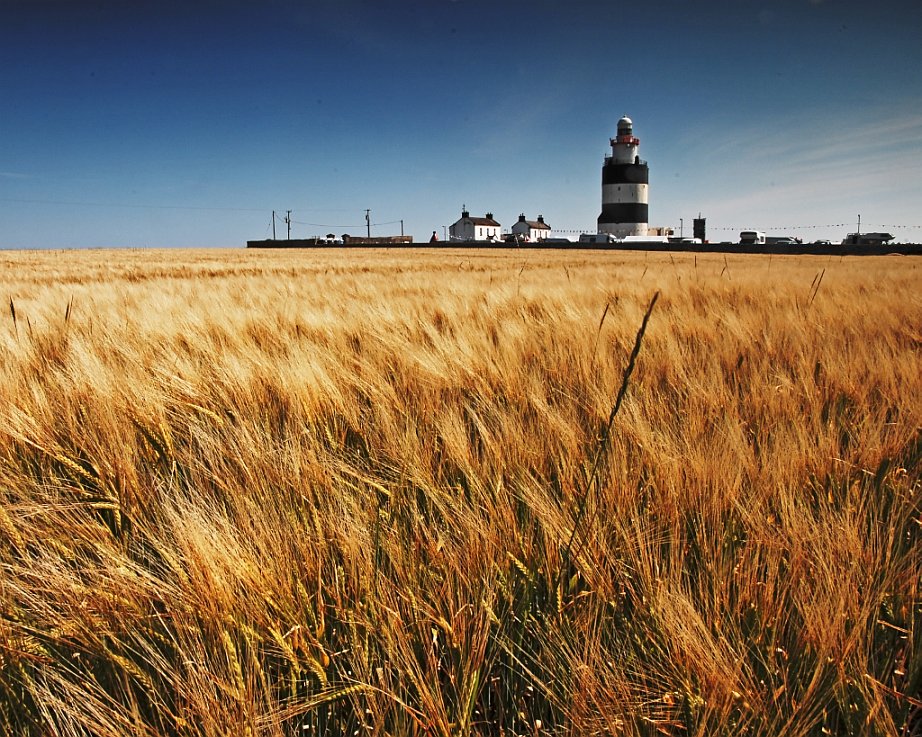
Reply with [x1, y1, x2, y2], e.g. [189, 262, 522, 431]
[468, 217, 501, 226]
[525, 220, 550, 229]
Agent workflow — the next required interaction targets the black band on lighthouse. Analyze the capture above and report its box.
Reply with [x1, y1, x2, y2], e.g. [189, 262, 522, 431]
[602, 163, 649, 185]
[598, 203, 648, 225]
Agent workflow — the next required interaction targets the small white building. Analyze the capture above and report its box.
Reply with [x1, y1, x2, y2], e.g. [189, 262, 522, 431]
[510, 214, 551, 242]
[449, 208, 502, 242]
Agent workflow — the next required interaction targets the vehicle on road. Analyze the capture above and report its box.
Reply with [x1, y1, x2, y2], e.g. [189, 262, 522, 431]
[739, 230, 766, 245]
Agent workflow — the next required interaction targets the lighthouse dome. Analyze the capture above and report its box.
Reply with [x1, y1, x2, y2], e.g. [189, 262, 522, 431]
[617, 116, 633, 133]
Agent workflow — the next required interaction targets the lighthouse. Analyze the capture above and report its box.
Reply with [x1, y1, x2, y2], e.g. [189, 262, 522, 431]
[598, 115, 649, 238]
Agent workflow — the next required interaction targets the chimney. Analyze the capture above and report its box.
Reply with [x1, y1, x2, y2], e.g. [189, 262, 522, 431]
[537, 215, 544, 224]
[461, 208, 470, 218]
[485, 212, 493, 220]
[518, 214, 526, 222]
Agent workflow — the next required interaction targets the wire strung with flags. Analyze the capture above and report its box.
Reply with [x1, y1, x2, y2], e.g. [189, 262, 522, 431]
[547, 223, 922, 234]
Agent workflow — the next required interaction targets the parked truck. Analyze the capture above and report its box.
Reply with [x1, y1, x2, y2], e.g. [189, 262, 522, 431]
[840, 232, 893, 246]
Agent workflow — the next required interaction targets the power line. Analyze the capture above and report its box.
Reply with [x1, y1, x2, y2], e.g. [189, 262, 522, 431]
[0, 198, 412, 232]
[6, 196, 918, 235]
[288, 219, 404, 229]
[0, 198, 366, 215]
[289, 220, 366, 228]
[0, 197, 269, 213]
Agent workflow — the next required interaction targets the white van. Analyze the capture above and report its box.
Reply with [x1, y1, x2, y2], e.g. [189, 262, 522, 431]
[739, 230, 766, 245]
[578, 233, 619, 244]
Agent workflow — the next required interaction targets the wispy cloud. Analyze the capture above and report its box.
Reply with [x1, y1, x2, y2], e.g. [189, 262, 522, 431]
[700, 110, 922, 168]
[730, 113, 922, 169]
[0, 171, 31, 180]
[675, 107, 922, 228]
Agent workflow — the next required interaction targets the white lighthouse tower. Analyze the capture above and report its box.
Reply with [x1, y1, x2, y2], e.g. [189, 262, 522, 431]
[598, 115, 649, 238]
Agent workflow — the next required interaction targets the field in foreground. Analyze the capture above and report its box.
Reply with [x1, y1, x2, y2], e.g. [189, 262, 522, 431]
[0, 248, 919, 736]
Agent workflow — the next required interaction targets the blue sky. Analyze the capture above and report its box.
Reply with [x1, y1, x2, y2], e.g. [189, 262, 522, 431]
[1, 0, 920, 247]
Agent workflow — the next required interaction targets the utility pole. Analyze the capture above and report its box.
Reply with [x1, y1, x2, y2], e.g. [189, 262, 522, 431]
[680, 217, 684, 238]
[442, 225, 447, 241]
[365, 209, 371, 238]
[272, 211, 276, 240]
[285, 210, 291, 240]
[857, 213, 861, 235]
[400, 219, 404, 237]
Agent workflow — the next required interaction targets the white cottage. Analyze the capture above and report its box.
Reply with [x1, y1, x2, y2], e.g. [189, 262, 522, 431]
[449, 209, 502, 242]
[510, 214, 551, 242]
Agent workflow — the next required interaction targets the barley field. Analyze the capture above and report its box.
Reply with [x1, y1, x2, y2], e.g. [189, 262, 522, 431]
[0, 247, 919, 737]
